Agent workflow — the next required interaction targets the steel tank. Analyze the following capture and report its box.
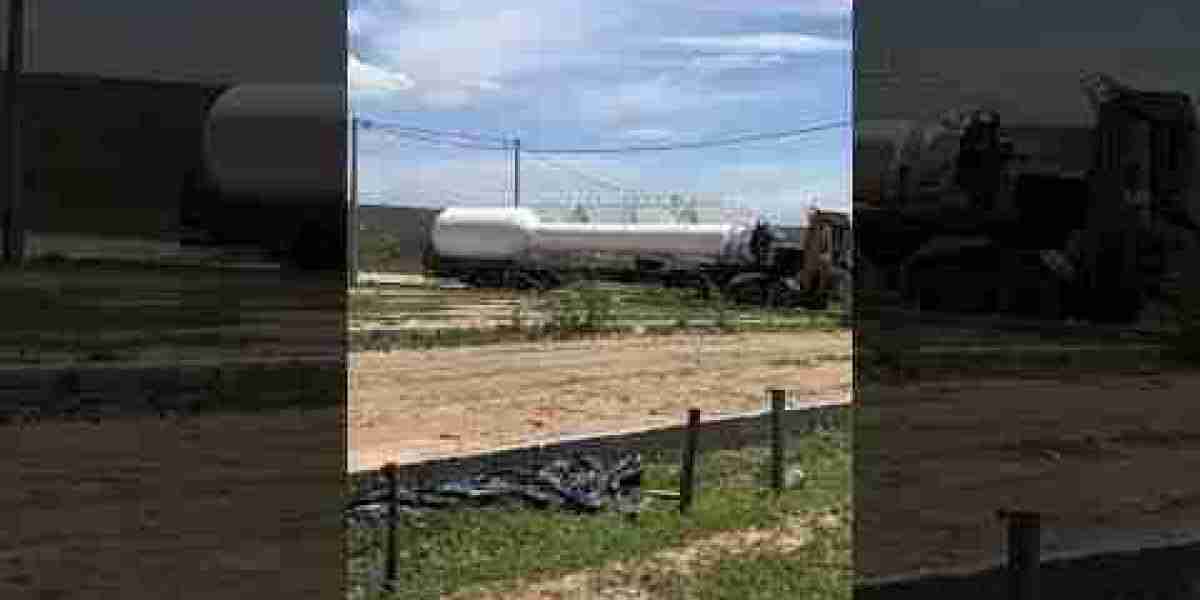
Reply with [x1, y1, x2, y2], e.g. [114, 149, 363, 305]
[203, 83, 347, 198]
[195, 83, 347, 269]
[431, 207, 540, 260]
[431, 207, 760, 265]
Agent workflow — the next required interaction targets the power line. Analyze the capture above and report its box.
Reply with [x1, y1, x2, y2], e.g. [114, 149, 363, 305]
[384, 130, 509, 150]
[360, 118, 849, 154]
[360, 185, 497, 205]
[372, 131, 500, 155]
[358, 118, 510, 144]
[525, 155, 631, 193]
[522, 120, 849, 154]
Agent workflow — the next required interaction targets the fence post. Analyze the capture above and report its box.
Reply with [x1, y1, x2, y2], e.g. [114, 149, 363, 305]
[383, 463, 399, 592]
[770, 388, 787, 493]
[679, 408, 700, 514]
[998, 509, 1041, 600]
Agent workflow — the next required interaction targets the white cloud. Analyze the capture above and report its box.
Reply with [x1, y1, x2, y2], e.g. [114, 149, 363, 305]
[578, 74, 766, 127]
[349, 1, 851, 221]
[623, 128, 674, 141]
[663, 33, 849, 53]
[349, 2, 601, 110]
[653, 0, 851, 18]
[771, 0, 853, 17]
[689, 53, 788, 72]
[349, 54, 415, 94]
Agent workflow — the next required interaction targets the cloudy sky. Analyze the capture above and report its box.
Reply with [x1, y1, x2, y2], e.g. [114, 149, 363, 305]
[349, 0, 852, 224]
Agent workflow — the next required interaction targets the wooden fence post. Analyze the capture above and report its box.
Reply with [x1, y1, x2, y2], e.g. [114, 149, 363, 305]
[679, 408, 700, 514]
[998, 509, 1041, 600]
[383, 463, 399, 592]
[770, 388, 787, 493]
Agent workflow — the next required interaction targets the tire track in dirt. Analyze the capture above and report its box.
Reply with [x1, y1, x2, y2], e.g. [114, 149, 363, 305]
[857, 373, 1200, 579]
[349, 331, 851, 470]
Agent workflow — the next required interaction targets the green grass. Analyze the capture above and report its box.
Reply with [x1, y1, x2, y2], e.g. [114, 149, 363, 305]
[687, 543, 852, 600]
[347, 424, 851, 599]
[0, 262, 345, 365]
[350, 314, 845, 353]
[350, 283, 847, 352]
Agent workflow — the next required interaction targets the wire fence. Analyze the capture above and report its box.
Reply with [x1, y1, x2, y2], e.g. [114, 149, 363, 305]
[345, 388, 851, 598]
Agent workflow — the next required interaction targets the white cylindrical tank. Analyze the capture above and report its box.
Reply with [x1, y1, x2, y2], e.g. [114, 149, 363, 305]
[431, 207, 759, 264]
[432, 207, 539, 260]
[203, 84, 347, 198]
[534, 222, 733, 257]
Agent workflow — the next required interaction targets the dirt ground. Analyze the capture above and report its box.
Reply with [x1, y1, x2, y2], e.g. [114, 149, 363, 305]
[857, 370, 1200, 580]
[349, 330, 852, 471]
[4, 409, 344, 599]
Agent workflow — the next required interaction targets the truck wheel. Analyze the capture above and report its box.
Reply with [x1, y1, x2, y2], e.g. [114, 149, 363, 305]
[504, 269, 547, 291]
[801, 293, 830, 311]
[725, 275, 783, 309]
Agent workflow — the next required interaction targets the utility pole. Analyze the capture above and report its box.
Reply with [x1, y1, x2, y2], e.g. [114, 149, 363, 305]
[348, 115, 359, 287]
[512, 137, 520, 208]
[3, 0, 26, 264]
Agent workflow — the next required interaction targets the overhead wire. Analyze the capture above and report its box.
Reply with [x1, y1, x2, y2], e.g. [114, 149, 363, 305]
[524, 155, 630, 193]
[357, 116, 848, 211]
[521, 120, 849, 154]
[357, 118, 511, 144]
[359, 118, 849, 154]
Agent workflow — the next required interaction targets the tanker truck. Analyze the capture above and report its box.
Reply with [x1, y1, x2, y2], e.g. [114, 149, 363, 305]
[423, 206, 851, 309]
[179, 83, 348, 270]
[854, 73, 1200, 323]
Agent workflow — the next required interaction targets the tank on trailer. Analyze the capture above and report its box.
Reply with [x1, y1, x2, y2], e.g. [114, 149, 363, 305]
[427, 206, 772, 292]
[188, 84, 348, 269]
[203, 84, 346, 198]
[430, 207, 759, 265]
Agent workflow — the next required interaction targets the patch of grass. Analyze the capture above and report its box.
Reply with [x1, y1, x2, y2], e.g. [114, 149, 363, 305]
[350, 291, 448, 318]
[686, 533, 852, 600]
[545, 284, 621, 334]
[349, 313, 846, 352]
[347, 279, 848, 352]
[185, 364, 345, 414]
[347, 425, 850, 600]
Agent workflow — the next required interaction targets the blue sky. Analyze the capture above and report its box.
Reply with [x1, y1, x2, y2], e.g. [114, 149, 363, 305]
[349, 0, 851, 225]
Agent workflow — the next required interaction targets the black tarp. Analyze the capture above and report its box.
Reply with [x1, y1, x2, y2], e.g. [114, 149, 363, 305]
[345, 452, 643, 525]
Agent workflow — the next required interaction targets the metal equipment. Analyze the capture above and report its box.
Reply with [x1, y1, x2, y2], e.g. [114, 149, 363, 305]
[855, 73, 1199, 323]
[423, 206, 851, 309]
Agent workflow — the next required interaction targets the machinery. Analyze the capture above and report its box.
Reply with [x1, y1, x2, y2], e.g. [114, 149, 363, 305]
[180, 84, 348, 270]
[855, 73, 1199, 323]
[423, 206, 851, 309]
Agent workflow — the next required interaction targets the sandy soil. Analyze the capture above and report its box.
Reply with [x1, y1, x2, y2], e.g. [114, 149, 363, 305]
[857, 370, 1200, 580]
[349, 331, 852, 471]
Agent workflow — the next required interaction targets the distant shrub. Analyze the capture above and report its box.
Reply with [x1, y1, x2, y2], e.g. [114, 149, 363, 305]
[548, 283, 619, 333]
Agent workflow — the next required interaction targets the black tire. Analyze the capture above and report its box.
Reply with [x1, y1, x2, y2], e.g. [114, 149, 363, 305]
[801, 292, 830, 311]
[725, 275, 783, 309]
[504, 269, 548, 291]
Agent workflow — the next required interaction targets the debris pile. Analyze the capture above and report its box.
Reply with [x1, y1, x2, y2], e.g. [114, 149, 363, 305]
[346, 452, 642, 525]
